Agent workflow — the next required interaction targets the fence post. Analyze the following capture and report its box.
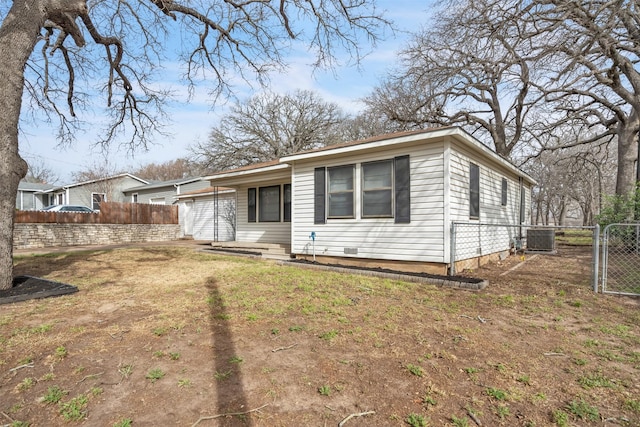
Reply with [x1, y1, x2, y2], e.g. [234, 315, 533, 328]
[592, 224, 599, 293]
[449, 222, 456, 276]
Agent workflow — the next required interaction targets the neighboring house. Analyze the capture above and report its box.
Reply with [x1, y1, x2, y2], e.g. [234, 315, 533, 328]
[175, 187, 236, 241]
[39, 173, 149, 210]
[122, 177, 210, 205]
[203, 127, 536, 274]
[16, 181, 57, 210]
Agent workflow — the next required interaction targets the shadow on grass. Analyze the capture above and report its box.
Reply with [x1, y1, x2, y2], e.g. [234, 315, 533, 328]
[205, 277, 251, 426]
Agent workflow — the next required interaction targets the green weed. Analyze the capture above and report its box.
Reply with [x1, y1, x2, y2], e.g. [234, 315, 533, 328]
[169, 352, 181, 360]
[406, 364, 424, 377]
[113, 419, 132, 427]
[319, 330, 338, 341]
[152, 327, 167, 336]
[552, 409, 568, 427]
[496, 404, 510, 419]
[318, 385, 331, 396]
[55, 346, 67, 359]
[118, 364, 133, 379]
[17, 377, 35, 391]
[214, 370, 232, 380]
[578, 371, 615, 389]
[42, 386, 66, 404]
[59, 394, 88, 421]
[145, 368, 165, 383]
[451, 415, 469, 427]
[406, 413, 428, 427]
[178, 378, 191, 388]
[229, 355, 244, 364]
[624, 399, 640, 412]
[566, 398, 599, 421]
[486, 387, 507, 400]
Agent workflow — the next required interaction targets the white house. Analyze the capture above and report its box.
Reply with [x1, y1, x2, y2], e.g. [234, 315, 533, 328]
[203, 127, 535, 274]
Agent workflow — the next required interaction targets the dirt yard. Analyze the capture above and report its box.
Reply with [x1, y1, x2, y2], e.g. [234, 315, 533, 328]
[1, 244, 639, 427]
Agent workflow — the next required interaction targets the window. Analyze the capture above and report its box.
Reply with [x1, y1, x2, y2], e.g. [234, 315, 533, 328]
[259, 186, 281, 222]
[132, 193, 138, 203]
[327, 165, 354, 218]
[362, 160, 393, 217]
[248, 188, 256, 222]
[283, 184, 291, 222]
[92, 193, 106, 211]
[314, 156, 411, 223]
[469, 163, 480, 219]
[501, 178, 507, 206]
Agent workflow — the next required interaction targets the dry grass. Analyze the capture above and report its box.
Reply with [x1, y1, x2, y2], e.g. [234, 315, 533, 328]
[1, 246, 639, 426]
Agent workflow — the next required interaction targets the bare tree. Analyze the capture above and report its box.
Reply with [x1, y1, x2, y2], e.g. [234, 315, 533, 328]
[524, 0, 640, 196]
[23, 158, 59, 184]
[363, 0, 543, 158]
[190, 90, 346, 171]
[131, 158, 200, 181]
[0, 0, 390, 289]
[525, 133, 617, 226]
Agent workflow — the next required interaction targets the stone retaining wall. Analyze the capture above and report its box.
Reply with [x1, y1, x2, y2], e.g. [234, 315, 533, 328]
[13, 223, 181, 249]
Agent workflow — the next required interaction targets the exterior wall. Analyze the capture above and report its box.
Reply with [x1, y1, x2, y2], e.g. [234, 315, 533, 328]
[132, 187, 177, 204]
[448, 139, 532, 262]
[127, 181, 210, 205]
[178, 181, 210, 195]
[291, 141, 447, 264]
[177, 193, 236, 241]
[236, 181, 291, 245]
[68, 176, 146, 207]
[13, 223, 180, 249]
[16, 191, 39, 210]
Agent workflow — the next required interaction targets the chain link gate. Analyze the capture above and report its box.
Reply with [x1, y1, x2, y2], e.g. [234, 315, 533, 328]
[601, 223, 640, 296]
[450, 222, 600, 292]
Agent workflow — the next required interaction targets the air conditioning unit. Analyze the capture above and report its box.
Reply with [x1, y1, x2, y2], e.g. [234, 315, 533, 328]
[526, 229, 555, 252]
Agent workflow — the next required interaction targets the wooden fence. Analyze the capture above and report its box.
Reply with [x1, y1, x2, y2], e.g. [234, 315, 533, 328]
[15, 202, 178, 225]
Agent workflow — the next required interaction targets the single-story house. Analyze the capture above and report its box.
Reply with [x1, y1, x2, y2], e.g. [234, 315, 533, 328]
[16, 181, 57, 210]
[175, 187, 236, 241]
[34, 173, 149, 210]
[122, 177, 211, 205]
[205, 127, 537, 274]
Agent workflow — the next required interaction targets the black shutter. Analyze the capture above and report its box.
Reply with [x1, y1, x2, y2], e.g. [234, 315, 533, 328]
[470, 163, 480, 218]
[394, 155, 410, 223]
[314, 167, 326, 224]
[248, 188, 256, 223]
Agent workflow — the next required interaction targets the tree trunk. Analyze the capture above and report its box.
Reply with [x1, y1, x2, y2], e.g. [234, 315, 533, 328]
[616, 113, 640, 197]
[0, 1, 47, 289]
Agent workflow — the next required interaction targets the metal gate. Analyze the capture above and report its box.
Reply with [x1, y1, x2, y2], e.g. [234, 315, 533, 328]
[601, 223, 640, 296]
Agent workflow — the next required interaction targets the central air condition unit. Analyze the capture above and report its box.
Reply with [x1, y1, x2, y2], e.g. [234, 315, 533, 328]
[526, 229, 556, 252]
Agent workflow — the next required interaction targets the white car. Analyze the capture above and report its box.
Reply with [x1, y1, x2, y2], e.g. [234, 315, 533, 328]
[42, 205, 95, 213]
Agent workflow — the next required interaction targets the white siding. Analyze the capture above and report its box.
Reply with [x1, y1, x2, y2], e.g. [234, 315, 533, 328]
[236, 182, 291, 244]
[178, 193, 236, 241]
[449, 140, 531, 261]
[291, 142, 447, 263]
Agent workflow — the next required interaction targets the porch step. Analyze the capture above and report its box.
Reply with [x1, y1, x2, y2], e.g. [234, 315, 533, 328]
[208, 241, 291, 259]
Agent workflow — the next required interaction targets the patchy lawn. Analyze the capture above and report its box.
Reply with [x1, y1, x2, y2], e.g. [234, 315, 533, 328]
[1, 245, 639, 427]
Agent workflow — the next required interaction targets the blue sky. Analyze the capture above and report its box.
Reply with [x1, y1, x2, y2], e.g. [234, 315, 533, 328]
[18, 1, 433, 183]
